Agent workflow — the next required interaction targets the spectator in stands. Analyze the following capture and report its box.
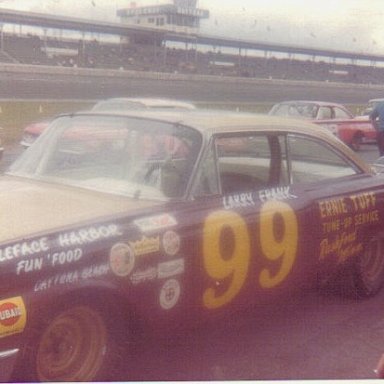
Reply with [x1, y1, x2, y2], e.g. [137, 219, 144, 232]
[369, 100, 384, 156]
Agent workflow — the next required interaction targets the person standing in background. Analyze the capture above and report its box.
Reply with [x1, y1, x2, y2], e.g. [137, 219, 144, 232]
[369, 100, 384, 156]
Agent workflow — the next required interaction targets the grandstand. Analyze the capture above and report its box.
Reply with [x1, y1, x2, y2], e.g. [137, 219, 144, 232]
[0, 2, 383, 84]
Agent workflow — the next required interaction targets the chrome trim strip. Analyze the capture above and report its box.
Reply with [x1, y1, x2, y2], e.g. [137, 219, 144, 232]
[0, 348, 19, 359]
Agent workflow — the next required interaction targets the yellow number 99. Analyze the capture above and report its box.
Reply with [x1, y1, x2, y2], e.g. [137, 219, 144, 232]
[259, 200, 298, 288]
[203, 210, 250, 309]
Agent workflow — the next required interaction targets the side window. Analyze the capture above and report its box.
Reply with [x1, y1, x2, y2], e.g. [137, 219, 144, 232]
[288, 135, 360, 183]
[317, 107, 333, 119]
[333, 107, 352, 119]
[214, 134, 289, 194]
[192, 145, 220, 197]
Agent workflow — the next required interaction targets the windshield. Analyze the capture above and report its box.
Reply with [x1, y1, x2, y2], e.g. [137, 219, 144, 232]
[270, 102, 318, 119]
[8, 115, 202, 201]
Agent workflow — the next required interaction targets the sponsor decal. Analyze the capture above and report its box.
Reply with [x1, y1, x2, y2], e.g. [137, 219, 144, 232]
[319, 229, 363, 263]
[134, 214, 177, 232]
[158, 258, 185, 279]
[318, 191, 378, 263]
[34, 263, 110, 291]
[130, 267, 158, 285]
[48, 248, 83, 267]
[258, 186, 297, 202]
[16, 257, 43, 275]
[15, 248, 83, 275]
[159, 279, 181, 310]
[109, 243, 135, 277]
[0, 297, 26, 338]
[223, 192, 255, 210]
[58, 224, 122, 247]
[0, 237, 49, 263]
[129, 236, 160, 257]
[162, 231, 181, 256]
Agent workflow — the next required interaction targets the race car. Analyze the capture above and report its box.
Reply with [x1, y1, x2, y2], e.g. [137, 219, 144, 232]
[269, 100, 376, 150]
[2, 109, 384, 381]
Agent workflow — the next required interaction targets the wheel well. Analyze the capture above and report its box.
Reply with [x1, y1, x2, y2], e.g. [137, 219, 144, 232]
[24, 286, 147, 352]
[13, 287, 144, 382]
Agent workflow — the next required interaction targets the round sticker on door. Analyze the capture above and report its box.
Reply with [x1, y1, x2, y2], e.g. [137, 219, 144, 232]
[162, 230, 181, 256]
[109, 243, 135, 277]
[159, 279, 181, 310]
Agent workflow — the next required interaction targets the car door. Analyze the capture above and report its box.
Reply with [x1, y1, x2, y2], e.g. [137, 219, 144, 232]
[182, 131, 316, 321]
[286, 133, 384, 293]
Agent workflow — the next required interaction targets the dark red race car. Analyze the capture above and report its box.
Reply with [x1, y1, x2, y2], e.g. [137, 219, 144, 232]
[2, 109, 384, 381]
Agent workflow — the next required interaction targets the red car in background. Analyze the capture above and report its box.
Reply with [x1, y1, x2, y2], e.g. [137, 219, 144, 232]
[20, 119, 51, 148]
[269, 100, 376, 151]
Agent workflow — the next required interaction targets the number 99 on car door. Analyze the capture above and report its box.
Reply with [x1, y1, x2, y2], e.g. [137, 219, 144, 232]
[201, 199, 301, 311]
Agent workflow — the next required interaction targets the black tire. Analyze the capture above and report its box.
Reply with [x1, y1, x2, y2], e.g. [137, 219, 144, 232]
[18, 303, 126, 382]
[349, 134, 363, 151]
[352, 236, 384, 297]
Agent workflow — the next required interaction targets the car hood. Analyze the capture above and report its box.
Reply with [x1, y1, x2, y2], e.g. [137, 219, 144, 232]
[0, 175, 161, 243]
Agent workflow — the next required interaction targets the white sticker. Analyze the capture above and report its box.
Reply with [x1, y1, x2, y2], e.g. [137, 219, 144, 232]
[159, 279, 181, 310]
[162, 231, 181, 256]
[109, 243, 135, 277]
[130, 267, 157, 285]
[134, 214, 177, 232]
[158, 258, 185, 279]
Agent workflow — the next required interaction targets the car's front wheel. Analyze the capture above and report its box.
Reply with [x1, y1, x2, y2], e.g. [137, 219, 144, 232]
[18, 302, 126, 382]
[349, 133, 363, 151]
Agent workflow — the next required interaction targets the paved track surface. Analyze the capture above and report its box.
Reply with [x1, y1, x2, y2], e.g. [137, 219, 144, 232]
[126, 286, 384, 381]
[0, 70, 384, 104]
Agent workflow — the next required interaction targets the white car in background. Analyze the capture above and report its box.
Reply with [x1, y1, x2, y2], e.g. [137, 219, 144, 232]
[91, 97, 196, 112]
[20, 98, 196, 148]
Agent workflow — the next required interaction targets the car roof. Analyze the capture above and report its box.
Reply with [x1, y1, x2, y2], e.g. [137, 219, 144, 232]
[72, 108, 349, 139]
[73, 108, 323, 132]
[65, 109, 372, 172]
[275, 100, 347, 108]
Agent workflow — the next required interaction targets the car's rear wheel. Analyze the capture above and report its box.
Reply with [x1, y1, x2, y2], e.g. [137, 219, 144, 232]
[353, 236, 384, 297]
[19, 303, 127, 382]
[350, 133, 363, 151]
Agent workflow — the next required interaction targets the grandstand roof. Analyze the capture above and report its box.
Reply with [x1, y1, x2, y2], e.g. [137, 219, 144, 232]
[117, 4, 209, 19]
[0, 7, 383, 63]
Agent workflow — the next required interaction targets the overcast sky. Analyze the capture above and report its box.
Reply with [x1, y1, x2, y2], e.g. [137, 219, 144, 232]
[0, 0, 383, 55]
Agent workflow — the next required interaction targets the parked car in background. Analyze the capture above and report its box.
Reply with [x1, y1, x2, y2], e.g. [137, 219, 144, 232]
[20, 119, 51, 148]
[91, 97, 196, 112]
[269, 100, 376, 150]
[3, 109, 384, 381]
[20, 98, 196, 148]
